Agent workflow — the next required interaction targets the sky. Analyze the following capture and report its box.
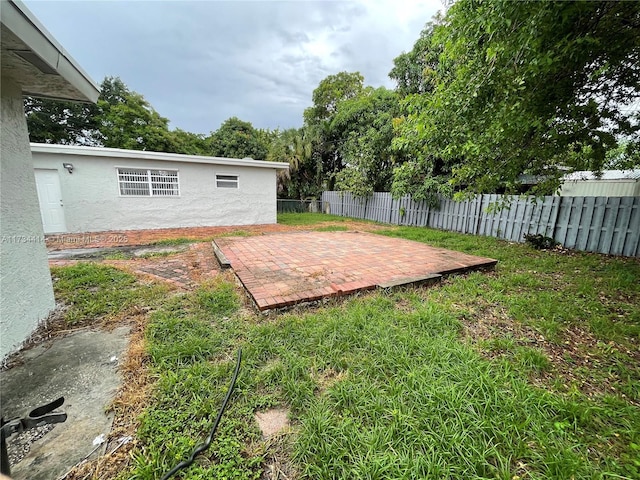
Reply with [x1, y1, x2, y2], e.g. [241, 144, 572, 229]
[24, 0, 443, 135]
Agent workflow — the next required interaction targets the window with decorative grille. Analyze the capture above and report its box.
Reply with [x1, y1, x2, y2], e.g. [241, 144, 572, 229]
[117, 168, 179, 196]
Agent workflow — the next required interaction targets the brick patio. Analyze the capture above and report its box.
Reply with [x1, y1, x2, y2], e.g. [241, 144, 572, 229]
[214, 231, 497, 310]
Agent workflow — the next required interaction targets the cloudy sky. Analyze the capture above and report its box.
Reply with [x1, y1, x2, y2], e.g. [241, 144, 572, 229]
[24, 0, 443, 135]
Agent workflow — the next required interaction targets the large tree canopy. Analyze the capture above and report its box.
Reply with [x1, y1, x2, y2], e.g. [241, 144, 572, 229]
[303, 71, 365, 126]
[97, 77, 176, 151]
[24, 97, 100, 145]
[208, 117, 271, 160]
[388, 16, 442, 98]
[393, 0, 640, 199]
[25, 77, 184, 152]
[332, 87, 402, 197]
[303, 71, 365, 190]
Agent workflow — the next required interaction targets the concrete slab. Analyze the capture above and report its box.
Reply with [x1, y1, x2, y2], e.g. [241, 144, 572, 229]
[0, 326, 130, 480]
[214, 231, 497, 310]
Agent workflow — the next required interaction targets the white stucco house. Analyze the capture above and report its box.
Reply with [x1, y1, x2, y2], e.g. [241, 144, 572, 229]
[1, 0, 100, 359]
[31, 144, 289, 233]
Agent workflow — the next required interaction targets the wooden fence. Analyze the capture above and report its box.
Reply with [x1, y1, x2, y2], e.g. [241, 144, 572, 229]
[321, 191, 640, 257]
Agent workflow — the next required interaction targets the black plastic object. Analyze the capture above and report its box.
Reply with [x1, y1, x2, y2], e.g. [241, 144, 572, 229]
[1, 397, 67, 476]
[160, 348, 242, 480]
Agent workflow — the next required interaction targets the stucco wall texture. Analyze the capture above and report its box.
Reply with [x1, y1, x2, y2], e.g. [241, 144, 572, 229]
[1, 78, 56, 359]
[31, 151, 279, 233]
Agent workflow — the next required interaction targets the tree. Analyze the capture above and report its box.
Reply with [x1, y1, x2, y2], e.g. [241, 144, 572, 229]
[25, 76, 183, 152]
[96, 77, 175, 151]
[304, 71, 365, 125]
[267, 128, 320, 199]
[24, 97, 100, 145]
[389, 16, 442, 97]
[393, 0, 640, 199]
[168, 129, 209, 156]
[331, 87, 402, 197]
[209, 117, 270, 159]
[304, 72, 365, 190]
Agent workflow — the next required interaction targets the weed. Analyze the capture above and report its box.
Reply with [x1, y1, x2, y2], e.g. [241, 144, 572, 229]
[128, 281, 263, 480]
[137, 251, 178, 259]
[195, 280, 240, 316]
[102, 251, 133, 260]
[524, 233, 560, 249]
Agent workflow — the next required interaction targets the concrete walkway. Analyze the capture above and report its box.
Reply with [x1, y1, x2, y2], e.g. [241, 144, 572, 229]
[215, 231, 497, 310]
[0, 327, 130, 480]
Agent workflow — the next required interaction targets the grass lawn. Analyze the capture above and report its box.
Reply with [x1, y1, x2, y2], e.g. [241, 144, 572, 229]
[51, 215, 640, 479]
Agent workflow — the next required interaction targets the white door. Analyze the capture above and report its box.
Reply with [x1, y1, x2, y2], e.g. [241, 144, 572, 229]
[35, 169, 67, 233]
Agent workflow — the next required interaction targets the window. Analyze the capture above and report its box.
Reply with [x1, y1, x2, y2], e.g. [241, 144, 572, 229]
[117, 168, 179, 196]
[216, 174, 238, 189]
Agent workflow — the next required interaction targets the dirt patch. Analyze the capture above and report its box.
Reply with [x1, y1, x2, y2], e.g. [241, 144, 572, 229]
[312, 368, 347, 393]
[255, 409, 291, 438]
[251, 408, 298, 480]
[258, 433, 298, 480]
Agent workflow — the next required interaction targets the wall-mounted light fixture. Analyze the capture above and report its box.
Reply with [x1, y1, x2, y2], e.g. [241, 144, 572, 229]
[62, 163, 74, 174]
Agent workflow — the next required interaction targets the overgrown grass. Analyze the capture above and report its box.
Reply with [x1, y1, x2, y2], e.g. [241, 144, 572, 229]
[248, 295, 639, 479]
[51, 263, 169, 324]
[378, 226, 640, 346]
[51, 217, 640, 479]
[128, 281, 639, 479]
[128, 279, 263, 480]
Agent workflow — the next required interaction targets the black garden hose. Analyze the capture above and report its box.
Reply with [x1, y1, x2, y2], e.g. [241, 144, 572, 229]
[159, 348, 242, 480]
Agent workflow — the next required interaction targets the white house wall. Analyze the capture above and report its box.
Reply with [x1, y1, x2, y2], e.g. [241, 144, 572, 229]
[0, 77, 56, 359]
[559, 181, 640, 197]
[31, 151, 278, 232]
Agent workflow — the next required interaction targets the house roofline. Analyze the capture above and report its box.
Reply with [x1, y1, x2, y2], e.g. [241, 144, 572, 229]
[2, 0, 100, 102]
[30, 143, 290, 170]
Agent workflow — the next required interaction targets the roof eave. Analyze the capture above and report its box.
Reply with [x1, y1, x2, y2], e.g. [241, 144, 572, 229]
[1, 0, 99, 102]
